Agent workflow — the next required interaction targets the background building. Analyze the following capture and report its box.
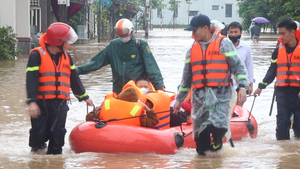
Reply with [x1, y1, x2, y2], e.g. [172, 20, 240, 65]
[0, 0, 31, 54]
[151, 0, 242, 27]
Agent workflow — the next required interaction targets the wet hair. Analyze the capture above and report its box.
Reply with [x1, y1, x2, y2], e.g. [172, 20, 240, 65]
[228, 21, 243, 32]
[135, 77, 149, 85]
[278, 19, 297, 31]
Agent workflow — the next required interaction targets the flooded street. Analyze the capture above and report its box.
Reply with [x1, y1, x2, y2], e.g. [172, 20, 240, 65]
[0, 29, 300, 168]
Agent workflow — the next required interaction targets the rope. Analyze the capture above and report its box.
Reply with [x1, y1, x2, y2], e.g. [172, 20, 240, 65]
[96, 110, 170, 124]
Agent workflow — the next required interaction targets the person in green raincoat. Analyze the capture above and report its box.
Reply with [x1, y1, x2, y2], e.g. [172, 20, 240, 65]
[76, 18, 165, 94]
[173, 14, 249, 156]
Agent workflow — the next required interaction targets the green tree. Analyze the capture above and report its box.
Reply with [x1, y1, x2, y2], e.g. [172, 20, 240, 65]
[268, 0, 300, 21]
[238, 0, 300, 34]
[0, 26, 21, 60]
[238, 0, 284, 34]
[168, 0, 181, 29]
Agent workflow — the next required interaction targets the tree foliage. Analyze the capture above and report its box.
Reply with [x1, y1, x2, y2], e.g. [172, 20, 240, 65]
[238, 0, 300, 34]
[167, 0, 180, 11]
[0, 26, 21, 60]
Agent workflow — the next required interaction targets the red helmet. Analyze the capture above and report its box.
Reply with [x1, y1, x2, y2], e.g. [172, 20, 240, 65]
[44, 22, 78, 46]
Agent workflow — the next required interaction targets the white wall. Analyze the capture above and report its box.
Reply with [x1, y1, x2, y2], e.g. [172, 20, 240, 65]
[0, 0, 16, 31]
[151, 0, 242, 26]
[16, 0, 30, 37]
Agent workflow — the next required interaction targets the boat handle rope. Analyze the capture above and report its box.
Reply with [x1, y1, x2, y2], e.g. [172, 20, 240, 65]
[88, 105, 194, 137]
[231, 96, 256, 135]
[92, 110, 171, 128]
[177, 111, 193, 138]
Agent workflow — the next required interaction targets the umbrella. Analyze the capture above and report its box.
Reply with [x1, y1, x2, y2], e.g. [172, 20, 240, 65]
[251, 17, 270, 23]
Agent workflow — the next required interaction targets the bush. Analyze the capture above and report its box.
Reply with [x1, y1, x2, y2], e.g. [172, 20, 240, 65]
[0, 26, 21, 60]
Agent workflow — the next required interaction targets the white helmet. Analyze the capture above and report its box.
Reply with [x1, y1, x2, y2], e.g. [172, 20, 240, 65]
[114, 18, 134, 37]
[294, 21, 300, 30]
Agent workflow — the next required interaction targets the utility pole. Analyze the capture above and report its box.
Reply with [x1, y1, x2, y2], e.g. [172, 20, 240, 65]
[87, 3, 90, 39]
[58, 0, 69, 23]
[144, 0, 151, 37]
[98, 0, 102, 43]
[187, 4, 190, 25]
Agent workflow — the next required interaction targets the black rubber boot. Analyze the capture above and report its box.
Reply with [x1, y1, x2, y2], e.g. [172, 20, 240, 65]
[31, 143, 47, 152]
[195, 127, 211, 156]
[210, 127, 227, 151]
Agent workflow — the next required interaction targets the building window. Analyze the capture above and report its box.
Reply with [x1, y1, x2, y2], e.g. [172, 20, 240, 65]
[225, 4, 232, 17]
[157, 9, 162, 18]
[189, 11, 198, 16]
[30, 0, 39, 7]
[212, 5, 219, 10]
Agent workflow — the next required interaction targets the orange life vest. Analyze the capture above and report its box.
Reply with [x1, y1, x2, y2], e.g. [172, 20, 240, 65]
[146, 91, 170, 129]
[295, 29, 300, 41]
[31, 46, 71, 100]
[99, 91, 170, 129]
[190, 35, 231, 89]
[99, 93, 144, 126]
[275, 38, 300, 87]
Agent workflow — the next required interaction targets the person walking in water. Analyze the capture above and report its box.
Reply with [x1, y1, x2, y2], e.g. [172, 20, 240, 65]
[228, 21, 255, 106]
[26, 22, 93, 154]
[173, 14, 249, 156]
[253, 19, 300, 140]
[249, 22, 254, 40]
[251, 23, 261, 42]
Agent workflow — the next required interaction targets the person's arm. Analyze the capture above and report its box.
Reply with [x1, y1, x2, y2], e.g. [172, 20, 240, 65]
[26, 50, 40, 104]
[220, 38, 249, 88]
[76, 44, 111, 75]
[68, 53, 93, 105]
[220, 38, 249, 104]
[258, 48, 278, 90]
[139, 101, 159, 128]
[140, 40, 165, 90]
[176, 47, 193, 101]
[26, 50, 41, 118]
[173, 47, 193, 114]
[253, 48, 278, 96]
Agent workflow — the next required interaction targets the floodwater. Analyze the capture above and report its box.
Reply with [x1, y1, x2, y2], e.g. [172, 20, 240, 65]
[0, 29, 300, 169]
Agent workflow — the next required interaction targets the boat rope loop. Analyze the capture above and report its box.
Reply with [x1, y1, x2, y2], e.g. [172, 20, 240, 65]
[177, 112, 193, 137]
[230, 96, 256, 135]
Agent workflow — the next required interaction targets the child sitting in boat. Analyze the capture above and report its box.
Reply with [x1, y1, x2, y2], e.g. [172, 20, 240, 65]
[86, 78, 160, 128]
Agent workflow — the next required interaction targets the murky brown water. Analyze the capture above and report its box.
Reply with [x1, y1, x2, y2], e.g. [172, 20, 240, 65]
[0, 29, 299, 168]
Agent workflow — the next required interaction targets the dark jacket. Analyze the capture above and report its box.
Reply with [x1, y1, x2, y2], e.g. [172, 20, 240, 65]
[76, 37, 165, 94]
[258, 40, 299, 100]
[251, 25, 261, 36]
[26, 50, 89, 104]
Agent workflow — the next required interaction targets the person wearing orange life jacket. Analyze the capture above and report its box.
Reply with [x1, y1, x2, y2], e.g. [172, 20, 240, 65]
[173, 14, 249, 156]
[86, 77, 160, 128]
[125, 77, 170, 129]
[99, 87, 159, 128]
[253, 19, 300, 140]
[26, 22, 93, 155]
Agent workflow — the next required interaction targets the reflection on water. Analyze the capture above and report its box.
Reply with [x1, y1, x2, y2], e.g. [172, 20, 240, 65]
[0, 29, 300, 168]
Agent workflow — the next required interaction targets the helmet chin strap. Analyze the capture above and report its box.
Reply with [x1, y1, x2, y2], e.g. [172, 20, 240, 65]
[55, 43, 66, 59]
[57, 43, 64, 53]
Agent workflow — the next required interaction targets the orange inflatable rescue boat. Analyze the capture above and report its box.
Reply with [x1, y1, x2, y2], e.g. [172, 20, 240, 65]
[69, 105, 258, 154]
